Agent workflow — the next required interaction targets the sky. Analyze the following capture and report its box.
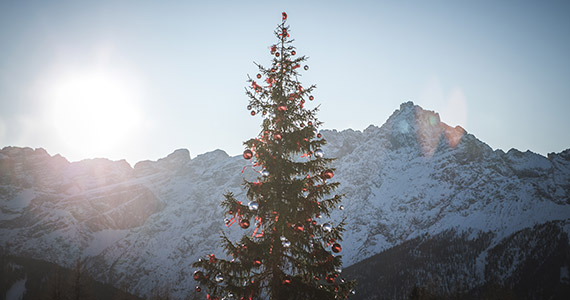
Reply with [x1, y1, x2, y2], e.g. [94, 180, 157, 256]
[1, 0, 569, 165]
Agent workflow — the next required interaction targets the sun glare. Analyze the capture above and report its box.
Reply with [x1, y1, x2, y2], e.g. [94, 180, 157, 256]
[50, 70, 141, 160]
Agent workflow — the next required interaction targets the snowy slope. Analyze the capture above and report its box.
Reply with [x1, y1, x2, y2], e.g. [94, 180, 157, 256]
[1, 102, 569, 299]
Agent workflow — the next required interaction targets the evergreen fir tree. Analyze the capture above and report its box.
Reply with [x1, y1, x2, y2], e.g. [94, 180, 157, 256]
[192, 12, 356, 300]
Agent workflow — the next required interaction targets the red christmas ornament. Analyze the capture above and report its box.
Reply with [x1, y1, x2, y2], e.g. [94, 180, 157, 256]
[227, 210, 233, 215]
[291, 50, 296, 55]
[271, 45, 277, 53]
[193, 270, 204, 281]
[243, 149, 253, 160]
[240, 219, 250, 229]
[321, 169, 334, 179]
[253, 259, 262, 267]
[282, 12, 287, 21]
[274, 133, 282, 140]
[332, 243, 342, 253]
[326, 274, 336, 283]
[277, 105, 287, 111]
[209, 254, 217, 263]
[195, 286, 201, 292]
[294, 223, 304, 232]
[282, 278, 291, 285]
[308, 121, 313, 126]
[317, 133, 322, 138]
[250, 111, 256, 116]
[309, 95, 314, 101]
[275, 52, 280, 57]
[256, 73, 261, 79]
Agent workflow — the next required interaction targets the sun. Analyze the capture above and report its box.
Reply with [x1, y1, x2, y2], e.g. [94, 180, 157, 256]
[50, 69, 141, 159]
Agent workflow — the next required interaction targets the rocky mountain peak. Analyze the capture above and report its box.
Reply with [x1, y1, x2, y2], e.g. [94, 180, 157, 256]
[377, 101, 467, 156]
[1, 102, 569, 299]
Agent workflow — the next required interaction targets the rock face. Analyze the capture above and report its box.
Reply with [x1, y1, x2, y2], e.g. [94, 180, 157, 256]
[1, 102, 569, 299]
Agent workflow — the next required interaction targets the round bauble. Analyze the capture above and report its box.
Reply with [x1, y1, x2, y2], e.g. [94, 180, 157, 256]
[314, 149, 324, 158]
[215, 274, 224, 283]
[248, 201, 259, 211]
[256, 73, 261, 79]
[332, 243, 342, 253]
[240, 219, 250, 229]
[193, 270, 204, 281]
[243, 149, 253, 160]
[322, 223, 332, 232]
[261, 169, 270, 177]
[304, 65, 309, 70]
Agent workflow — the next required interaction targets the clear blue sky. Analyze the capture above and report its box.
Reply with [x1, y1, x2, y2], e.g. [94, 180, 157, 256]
[1, 0, 569, 165]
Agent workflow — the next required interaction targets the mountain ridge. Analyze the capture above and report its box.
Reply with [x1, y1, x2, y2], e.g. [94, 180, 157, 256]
[1, 101, 569, 299]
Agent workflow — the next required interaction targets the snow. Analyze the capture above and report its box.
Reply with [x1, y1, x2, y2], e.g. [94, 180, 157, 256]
[1, 102, 569, 298]
[6, 278, 26, 300]
[3, 189, 35, 211]
[84, 229, 130, 256]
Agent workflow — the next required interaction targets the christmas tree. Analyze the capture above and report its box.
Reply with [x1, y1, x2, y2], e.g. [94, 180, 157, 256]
[192, 12, 356, 300]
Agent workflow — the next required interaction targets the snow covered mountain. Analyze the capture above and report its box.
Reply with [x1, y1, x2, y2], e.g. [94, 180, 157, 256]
[1, 101, 569, 299]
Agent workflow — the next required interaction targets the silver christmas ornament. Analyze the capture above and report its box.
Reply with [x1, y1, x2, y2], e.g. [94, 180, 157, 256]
[248, 201, 259, 211]
[314, 149, 324, 158]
